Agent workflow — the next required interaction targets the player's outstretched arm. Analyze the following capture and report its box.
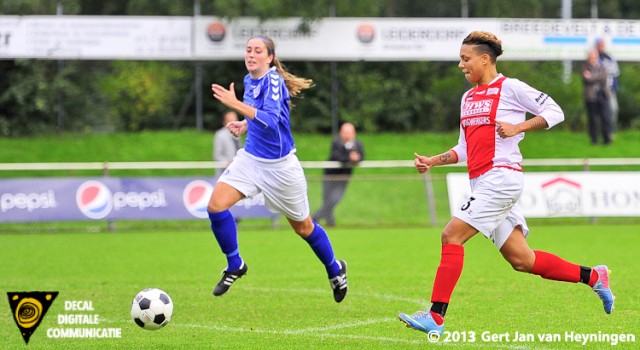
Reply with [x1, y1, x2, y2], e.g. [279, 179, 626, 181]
[414, 150, 458, 174]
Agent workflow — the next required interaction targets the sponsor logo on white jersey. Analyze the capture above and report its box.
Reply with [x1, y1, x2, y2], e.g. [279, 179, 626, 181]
[461, 116, 491, 128]
[487, 87, 500, 95]
[461, 99, 493, 117]
[535, 92, 549, 106]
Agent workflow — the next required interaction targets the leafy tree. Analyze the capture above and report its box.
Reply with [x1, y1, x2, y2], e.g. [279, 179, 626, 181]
[0, 0, 638, 135]
[0, 60, 58, 135]
[617, 63, 640, 129]
[100, 61, 191, 131]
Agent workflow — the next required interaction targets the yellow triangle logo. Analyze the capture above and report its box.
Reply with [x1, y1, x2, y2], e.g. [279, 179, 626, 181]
[7, 291, 59, 344]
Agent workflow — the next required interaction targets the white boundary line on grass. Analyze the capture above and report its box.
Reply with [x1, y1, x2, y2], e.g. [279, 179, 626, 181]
[104, 317, 537, 349]
[182, 287, 538, 349]
[180, 320, 426, 345]
[241, 286, 427, 305]
[103, 286, 540, 349]
[178, 322, 536, 349]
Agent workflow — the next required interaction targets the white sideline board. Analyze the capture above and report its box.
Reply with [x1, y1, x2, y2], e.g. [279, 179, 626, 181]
[446, 172, 640, 218]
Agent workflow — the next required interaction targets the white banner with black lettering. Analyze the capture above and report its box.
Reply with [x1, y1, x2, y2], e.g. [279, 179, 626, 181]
[1, 16, 639, 61]
[0, 16, 191, 59]
[194, 17, 640, 61]
[446, 172, 640, 218]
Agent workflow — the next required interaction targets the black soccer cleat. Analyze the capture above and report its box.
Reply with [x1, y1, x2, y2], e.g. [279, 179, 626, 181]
[329, 259, 348, 303]
[213, 262, 248, 296]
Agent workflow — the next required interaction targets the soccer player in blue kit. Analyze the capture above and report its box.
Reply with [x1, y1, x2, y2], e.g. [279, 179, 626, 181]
[207, 35, 348, 303]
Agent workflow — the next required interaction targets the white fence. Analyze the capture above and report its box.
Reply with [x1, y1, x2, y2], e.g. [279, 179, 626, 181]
[2, 158, 640, 172]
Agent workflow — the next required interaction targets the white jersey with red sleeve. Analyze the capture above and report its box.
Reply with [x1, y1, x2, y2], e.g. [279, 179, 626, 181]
[450, 74, 564, 179]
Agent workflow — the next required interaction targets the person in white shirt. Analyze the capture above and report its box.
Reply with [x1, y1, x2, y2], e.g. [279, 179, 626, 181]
[213, 110, 242, 177]
[398, 31, 614, 338]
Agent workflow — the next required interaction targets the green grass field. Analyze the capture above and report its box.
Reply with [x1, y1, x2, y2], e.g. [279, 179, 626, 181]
[1, 130, 639, 348]
[1, 224, 637, 349]
[1, 129, 639, 168]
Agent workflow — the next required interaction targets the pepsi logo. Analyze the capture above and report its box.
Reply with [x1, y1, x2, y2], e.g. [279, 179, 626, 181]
[206, 22, 226, 42]
[356, 23, 375, 44]
[183, 180, 213, 218]
[76, 180, 113, 219]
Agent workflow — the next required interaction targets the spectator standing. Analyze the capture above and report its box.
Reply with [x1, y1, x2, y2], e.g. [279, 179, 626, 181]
[582, 49, 613, 145]
[596, 39, 620, 132]
[213, 110, 242, 176]
[313, 122, 365, 227]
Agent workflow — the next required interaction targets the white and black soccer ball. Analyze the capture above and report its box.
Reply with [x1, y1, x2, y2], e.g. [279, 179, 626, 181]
[130, 288, 174, 330]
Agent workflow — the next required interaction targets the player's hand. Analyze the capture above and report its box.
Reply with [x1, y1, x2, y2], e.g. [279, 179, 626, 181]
[227, 120, 247, 137]
[212, 82, 238, 107]
[414, 152, 431, 174]
[496, 122, 519, 139]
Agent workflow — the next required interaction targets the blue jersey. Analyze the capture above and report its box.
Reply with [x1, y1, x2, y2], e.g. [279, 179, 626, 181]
[242, 66, 295, 160]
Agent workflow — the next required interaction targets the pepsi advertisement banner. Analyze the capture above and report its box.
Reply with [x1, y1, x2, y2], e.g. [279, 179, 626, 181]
[0, 177, 275, 222]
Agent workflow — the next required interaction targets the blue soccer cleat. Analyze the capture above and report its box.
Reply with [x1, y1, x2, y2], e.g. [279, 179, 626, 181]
[398, 310, 444, 337]
[592, 265, 614, 314]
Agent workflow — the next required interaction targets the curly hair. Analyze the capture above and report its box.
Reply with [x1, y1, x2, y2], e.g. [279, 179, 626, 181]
[462, 31, 504, 62]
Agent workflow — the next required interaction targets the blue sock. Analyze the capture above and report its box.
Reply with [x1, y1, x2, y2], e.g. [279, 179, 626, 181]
[304, 221, 340, 278]
[208, 210, 242, 271]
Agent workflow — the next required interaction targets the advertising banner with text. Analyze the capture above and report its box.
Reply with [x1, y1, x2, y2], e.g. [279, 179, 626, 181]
[1, 16, 639, 61]
[0, 177, 275, 223]
[0, 16, 192, 60]
[446, 172, 640, 218]
[194, 17, 640, 61]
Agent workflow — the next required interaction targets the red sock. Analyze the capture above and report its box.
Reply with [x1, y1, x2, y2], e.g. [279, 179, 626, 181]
[430, 311, 444, 326]
[531, 250, 580, 283]
[430, 244, 464, 304]
[588, 269, 599, 287]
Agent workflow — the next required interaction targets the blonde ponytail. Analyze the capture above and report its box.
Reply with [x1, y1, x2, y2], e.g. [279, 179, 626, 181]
[251, 35, 314, 98]
[272, 58, 314, 97]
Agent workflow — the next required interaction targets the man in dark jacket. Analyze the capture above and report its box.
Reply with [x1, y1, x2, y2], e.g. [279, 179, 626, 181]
[313, 123, 365, 227]
[582, 49, 612, 145]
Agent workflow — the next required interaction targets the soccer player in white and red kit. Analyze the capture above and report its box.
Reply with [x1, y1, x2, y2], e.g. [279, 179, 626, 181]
[398, 31, 614, 337]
